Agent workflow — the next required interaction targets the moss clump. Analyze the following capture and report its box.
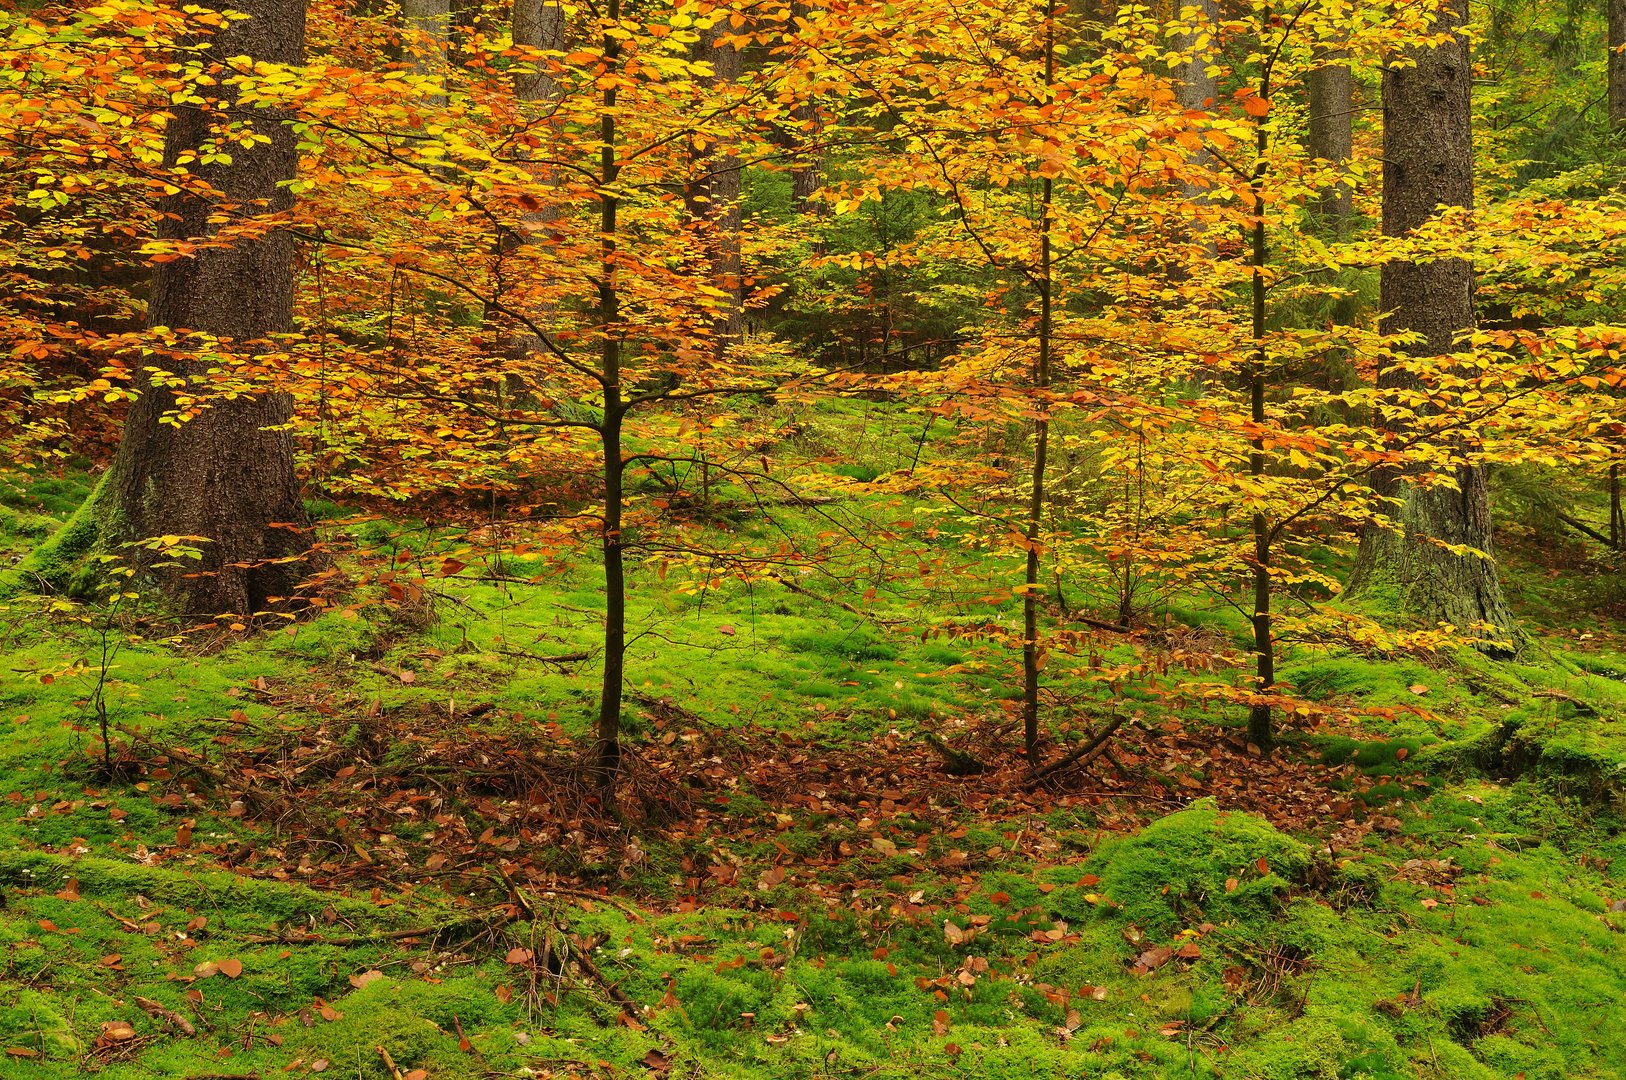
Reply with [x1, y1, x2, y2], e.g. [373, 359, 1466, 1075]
[0, 470, 116, 598]
[1090, 798, 1311, 934]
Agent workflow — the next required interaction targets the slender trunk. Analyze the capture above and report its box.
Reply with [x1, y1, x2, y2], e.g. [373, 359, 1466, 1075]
[1022, 0, 1056, 765]
[1611, 462, 1622, 550]
[594, 0, 625, 787]
[1348, 0, 1523, 656]
[1307, 56, 1353, 230]
[1610, 0, 1626, 130]
[1247, 52, 1274, 753]
[45, 0, 312, 616]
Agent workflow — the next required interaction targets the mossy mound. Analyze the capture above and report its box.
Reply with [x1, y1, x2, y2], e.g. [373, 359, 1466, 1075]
[1090, 798, 1312, 935]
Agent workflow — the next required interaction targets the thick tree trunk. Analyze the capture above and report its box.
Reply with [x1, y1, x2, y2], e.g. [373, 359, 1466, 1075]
[403, 0, 450, 105]
[512, 0, 564, 103]
[493, 0, 566, 364]
[1610, 0, 1626, 130]
[1307, 58, 1353, 229]
[54, 0, 313, 617]
[1348, 0, 1522, 655]
[1171, 0, 1218, 244]
[688, 22, 744, 353]
[786, 0, 823, 213]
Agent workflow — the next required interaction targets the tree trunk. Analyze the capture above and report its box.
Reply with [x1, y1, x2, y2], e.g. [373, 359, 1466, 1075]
[1022, 0, 1056, 765]
[1610, 0, 1626, 130]
[48, 0, 312, 617]
[1611, 462, 1622, 550]
[688, 22, 744, 353]
[1307, 57, 1353, 229]
[594, 0, 626, 789]
[492, 0, 566, 365]
[787, 0, 824, 213]
[1171, 0, 1218, 245]
[512, 0, 564, 103]
[1246, 67, 1275, 753]
[403, 0, 450, 105]
[1348, 0, 1522, 656]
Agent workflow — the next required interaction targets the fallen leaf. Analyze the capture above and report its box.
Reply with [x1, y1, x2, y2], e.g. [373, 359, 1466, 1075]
[218, 958, 244, 979]
[349, 970, 384, 989]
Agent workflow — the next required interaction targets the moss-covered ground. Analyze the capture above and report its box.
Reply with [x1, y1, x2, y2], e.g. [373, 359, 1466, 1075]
[1, 448, 1624, 1079]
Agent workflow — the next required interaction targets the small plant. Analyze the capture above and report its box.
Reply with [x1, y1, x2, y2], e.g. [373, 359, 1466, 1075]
[43, 535, 206, 771]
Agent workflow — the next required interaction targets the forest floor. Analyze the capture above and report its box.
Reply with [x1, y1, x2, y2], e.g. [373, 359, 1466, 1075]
[0, 446, 1625, 1079]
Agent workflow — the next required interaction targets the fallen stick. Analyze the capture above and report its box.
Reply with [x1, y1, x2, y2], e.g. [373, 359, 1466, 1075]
[565, 930, 641, 1018]
[376, 1045, 406, 1080]
[1025, 714, 1128, 787]
[133, 996, 197, 1037]
[767, 572, 905, 625]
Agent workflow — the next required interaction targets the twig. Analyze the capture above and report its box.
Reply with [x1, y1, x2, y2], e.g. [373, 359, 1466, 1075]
[376, 1045, 406, 1080]
[1075, 614, 1131, 634]
[240, 923, 469, 946]
[767, 572, 906, 625]
[133, 996, 197, 1038]
[561, 923, 641, 1018]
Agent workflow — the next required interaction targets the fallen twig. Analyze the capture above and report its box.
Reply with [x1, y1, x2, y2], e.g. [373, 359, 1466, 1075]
[133, 996, 197, 1038]
[1025, 713, 1129, 787]
[561, 922, 642, 1018]
[376, 1045, 406, 1080]
[767, 572, 906, 625]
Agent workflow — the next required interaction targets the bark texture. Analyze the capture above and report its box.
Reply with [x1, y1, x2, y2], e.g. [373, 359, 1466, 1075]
[1348, 0, 1522, 655]
[84, 0, 312, 616]
[1307, 58, 1353, 227]
[688, 22, 744, 352]
[512, 0, 565, 103]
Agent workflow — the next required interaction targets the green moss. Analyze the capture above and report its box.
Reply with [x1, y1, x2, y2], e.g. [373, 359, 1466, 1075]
[1, 470, 115, 598]
[1090, 799, 1312, 935]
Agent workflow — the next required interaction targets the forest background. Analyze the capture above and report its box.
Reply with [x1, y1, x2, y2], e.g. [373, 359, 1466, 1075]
[0, 0, 1625, 1075]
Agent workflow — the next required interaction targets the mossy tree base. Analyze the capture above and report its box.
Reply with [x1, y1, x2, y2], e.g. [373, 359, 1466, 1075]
[1350, 468, 1525, 658]
[3, 394, 312, 616]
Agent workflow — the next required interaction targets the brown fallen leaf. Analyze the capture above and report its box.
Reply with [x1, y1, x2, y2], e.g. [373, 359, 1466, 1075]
[1133, 946, 1175, 975]
[217, 958, 244, 978]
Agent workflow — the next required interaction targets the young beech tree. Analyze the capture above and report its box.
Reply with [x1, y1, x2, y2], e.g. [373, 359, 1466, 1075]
[260, 0, 832, 788]
[802, 0, 1214, 762]
[22, 0, 314, 616]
